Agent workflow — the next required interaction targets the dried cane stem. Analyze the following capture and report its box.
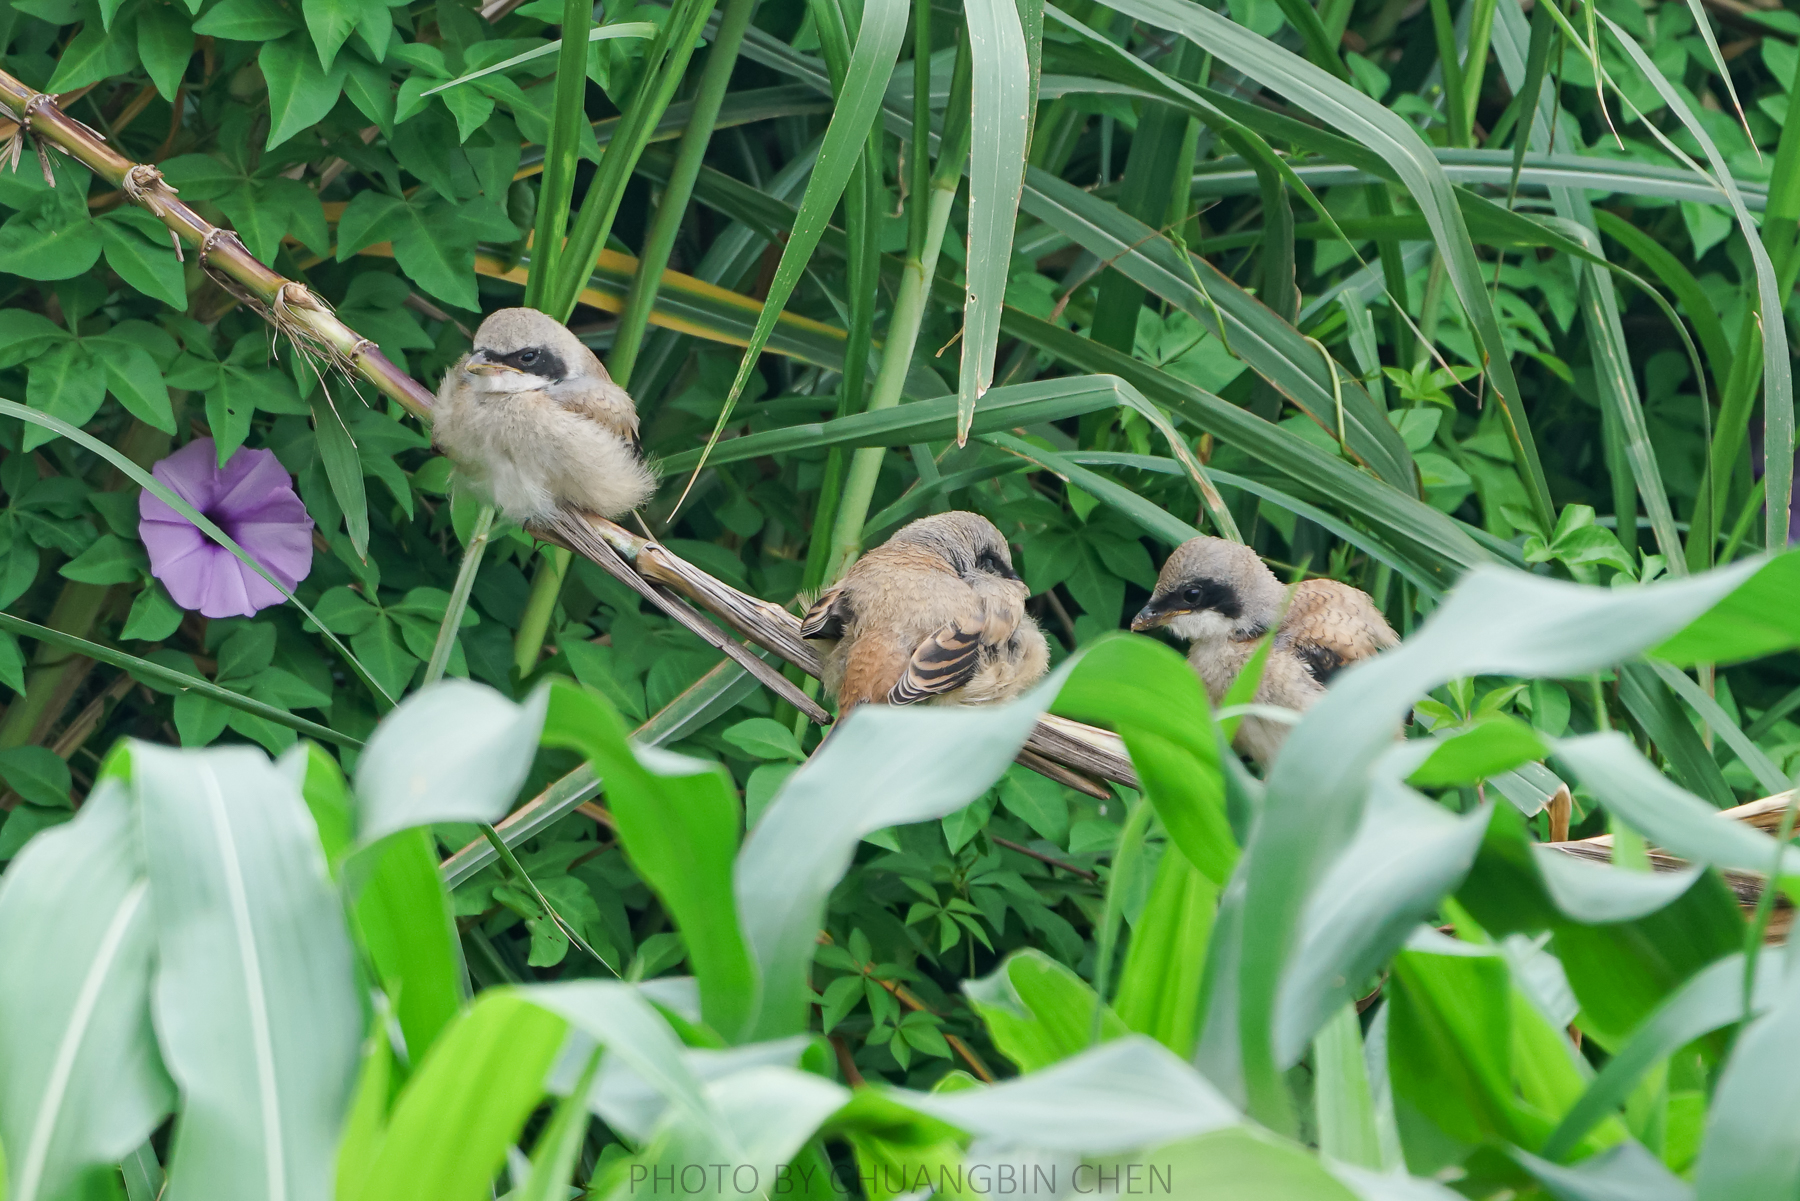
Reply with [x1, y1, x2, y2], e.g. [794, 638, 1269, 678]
[0, 72, 434, 420]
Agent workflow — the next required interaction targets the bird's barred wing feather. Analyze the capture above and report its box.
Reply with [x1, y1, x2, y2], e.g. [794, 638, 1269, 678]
[799, 586, 852, 640]
[887, 617, 989, 705]
[1283, 579, 1400, 687]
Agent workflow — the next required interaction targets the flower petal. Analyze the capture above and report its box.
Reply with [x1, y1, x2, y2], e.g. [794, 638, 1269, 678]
[148, 437, 225, 513]
[139, 437, 315, 619]
[228, 519, 314, 589]
[211, 447, 303, 525]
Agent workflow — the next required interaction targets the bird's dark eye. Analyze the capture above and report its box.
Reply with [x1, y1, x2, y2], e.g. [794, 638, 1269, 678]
[1183, 587, 1203, 604]
[518, 349, 539, 365]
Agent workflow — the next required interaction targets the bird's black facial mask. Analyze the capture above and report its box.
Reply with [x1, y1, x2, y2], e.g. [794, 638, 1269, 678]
[472, 345, 568, 383]
[1130, 577, 1241, 630]
[971, 547, 1020, 581]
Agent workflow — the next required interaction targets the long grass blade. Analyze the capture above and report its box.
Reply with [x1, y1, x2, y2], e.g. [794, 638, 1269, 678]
[0, 612, 358, 747]
[421, 23, 654, 97]
[1599, 15, 1793, 554]
[673, 0, 910, 513]
[958, 0, 1033, 444]
[1105, 0, 1558, 533]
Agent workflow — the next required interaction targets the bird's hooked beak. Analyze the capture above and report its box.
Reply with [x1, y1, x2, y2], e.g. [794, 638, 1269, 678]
[463, 350, 522, 377]
[1130, 598, 1179, 632]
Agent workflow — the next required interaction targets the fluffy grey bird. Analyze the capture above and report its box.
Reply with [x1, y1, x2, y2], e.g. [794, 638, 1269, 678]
[800, 512, 1050, 714]
[1131, 536, 1398, 763]
[432, 307, 657, 523]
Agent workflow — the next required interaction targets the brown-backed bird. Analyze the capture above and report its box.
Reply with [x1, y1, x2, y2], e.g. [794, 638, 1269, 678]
[800, 512, 1050, 714]
[1131, 536, 1398, 763]
[433, 307, 656, 524]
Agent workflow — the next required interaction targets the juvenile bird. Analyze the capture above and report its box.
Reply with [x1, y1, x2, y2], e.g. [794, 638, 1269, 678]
[432, 307, 657, 524]
[800, 512, 1050, 714]
[1131, 536, 1398, 764]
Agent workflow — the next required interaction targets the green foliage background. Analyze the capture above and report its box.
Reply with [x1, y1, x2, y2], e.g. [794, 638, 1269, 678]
[2, 0, 1800, 1192]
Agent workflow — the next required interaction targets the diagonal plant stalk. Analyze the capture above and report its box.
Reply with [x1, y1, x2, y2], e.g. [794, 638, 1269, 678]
[607, 0, 761, 386]
[480, 823, 621, 974]
[512, 547, 573, 678]
[0, 612, 360, 748]
[424, 505, 496, 688]
[422, 507, 617, 975]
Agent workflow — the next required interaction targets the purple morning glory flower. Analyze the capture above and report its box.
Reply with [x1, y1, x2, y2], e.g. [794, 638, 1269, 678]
[138, 438, 315, 619]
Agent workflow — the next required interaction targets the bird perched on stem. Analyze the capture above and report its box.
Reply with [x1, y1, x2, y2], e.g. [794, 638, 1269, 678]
[433, 307, 656, 524]
[1131, 536, 1398, 764]
[801, 512, 1050, 714]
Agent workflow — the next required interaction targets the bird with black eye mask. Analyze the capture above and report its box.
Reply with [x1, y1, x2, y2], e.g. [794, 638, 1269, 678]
[432, 307, 657, 523]
[800, 511, 1050, 714]
[1131, 536, 1398, 764]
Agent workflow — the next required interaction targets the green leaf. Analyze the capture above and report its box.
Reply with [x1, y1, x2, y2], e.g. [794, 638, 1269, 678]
[1407, 717, 1549, 788]
[0, 631, 24, 695]
[341, 50, 397, 135]
[0, 745, 72, 807]
[542, 680, 758, 1039]
[996, 764, 1069, 844]
[1692, 967, 1800, 1201]
[0, 309, 70, 368]
[303, 0, 389, 69]
[352, 679, 549, 845]
[1555, 733, 1798, 876]
[94, 340, 176, 432]
[311, 394, 370, 561]
[1273, 786, 1491, 1067]
[0, 209, 103, 281]
[1051, 635, 1235, 886]
[130, 743, 361, 1199]
[1386, 937, 1545, 1150]
[205, 372, 256, 464]
[26, 343, 106, 451]
[137, 3, 195, 100]
[98, 211, 188, 312]
[353, 990, 567, 1201]
[965, 948, 1131, 1071]
[1651, 552, 1800, 665]
[59, 533, 147, 585]
[354, 827, 465, 1062]
[0, 782, 171, 1201]
[261, 32, 348, 150]
[1545, 952, 1777, 1161]
[957, 0, 1032, 443]
[1313, 1003, 1384, 1170]
[439, 84, 494, 143]
[740, 661, 1068, 1040]
[47, 18, 140, 90]
[1114, 847, 1217, 1058]
[721, 716, 806, 762]
[192, 0, 301, 41]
